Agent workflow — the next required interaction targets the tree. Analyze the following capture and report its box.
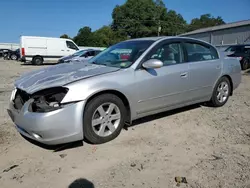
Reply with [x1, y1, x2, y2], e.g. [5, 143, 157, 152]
[69, 1, 226, 46]
[112, 0, 165, 38]
[91, 26, 127, 47]
[111, 0, 187, 38]
[188, 14, 225, 31]
[60, 34, 70, 39]
[73, 26, 93, 46]
[161, 10, 187, 36]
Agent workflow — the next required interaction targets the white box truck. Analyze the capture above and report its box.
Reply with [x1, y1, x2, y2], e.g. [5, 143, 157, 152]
[20, 36, 79, 65]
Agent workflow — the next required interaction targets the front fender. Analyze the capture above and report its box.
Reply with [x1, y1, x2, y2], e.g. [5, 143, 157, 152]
[61, 69, 138, 120]
[62, 80, 130, 103]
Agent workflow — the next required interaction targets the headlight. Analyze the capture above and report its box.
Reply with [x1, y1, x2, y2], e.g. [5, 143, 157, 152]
[30, 87, 68, 113]
[10, 87, 17, 101]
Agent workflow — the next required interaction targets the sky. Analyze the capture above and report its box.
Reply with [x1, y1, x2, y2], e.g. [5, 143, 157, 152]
[0, 0, 249, 43]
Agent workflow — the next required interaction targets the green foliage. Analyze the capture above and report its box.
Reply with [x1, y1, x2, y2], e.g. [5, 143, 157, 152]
[72, 26, 127, 47]
[188, 14, 225, 31]
[91, 26, 128, 47]
[112, 0, 166, 38]
[60, 34, 71, 39]
[61, 1, 225, 47]
[73, 26, 93, 46]
[162, 10, 187, 36]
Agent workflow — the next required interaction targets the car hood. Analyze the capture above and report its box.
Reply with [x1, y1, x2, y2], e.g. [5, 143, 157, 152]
[60, 55, 74, 61]
[15, 62, 120, 94]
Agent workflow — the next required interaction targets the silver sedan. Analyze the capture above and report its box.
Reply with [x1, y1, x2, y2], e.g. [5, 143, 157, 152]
[7, 37, 241, 145]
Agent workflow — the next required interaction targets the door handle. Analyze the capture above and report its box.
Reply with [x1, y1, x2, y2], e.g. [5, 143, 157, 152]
[61, 50, 64, 51]
[180, 72, 188, 78]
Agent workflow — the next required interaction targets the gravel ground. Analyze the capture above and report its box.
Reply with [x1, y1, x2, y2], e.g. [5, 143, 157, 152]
[0, 59, 249, 188]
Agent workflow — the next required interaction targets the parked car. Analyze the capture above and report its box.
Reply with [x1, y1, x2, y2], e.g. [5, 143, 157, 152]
[57, 49, 102, 64]
[20, 36, 80, 65]
[2, 49, 20, 60]
[225, 44, 250, 70]
[9, 48, 21, 60]
[7, 37, 241, 145]
[0, 49, 11, 58]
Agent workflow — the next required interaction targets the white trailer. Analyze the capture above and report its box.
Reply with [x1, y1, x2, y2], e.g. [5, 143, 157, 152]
[20, 36, 79, 65]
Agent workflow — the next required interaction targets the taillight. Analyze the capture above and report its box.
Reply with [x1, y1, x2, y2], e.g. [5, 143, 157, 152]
[238, 56, 243, 61]
[21, 48, 25, 56]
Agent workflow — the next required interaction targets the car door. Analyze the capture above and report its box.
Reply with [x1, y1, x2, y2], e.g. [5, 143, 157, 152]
[134, 40, 190, 115]
[183, 40, 221, 101]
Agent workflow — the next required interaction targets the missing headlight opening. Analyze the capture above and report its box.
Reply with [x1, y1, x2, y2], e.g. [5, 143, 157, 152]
[30, 87, 68, 112]
[11, 87, 67, 113]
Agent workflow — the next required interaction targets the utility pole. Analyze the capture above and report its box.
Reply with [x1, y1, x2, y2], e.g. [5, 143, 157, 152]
[158, 20, 161, 37]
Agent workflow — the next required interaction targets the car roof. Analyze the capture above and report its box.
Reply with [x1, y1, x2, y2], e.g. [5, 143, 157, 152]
[227, 44, 250, 47]
[126, 36, 168, 41]
[125, 36, 214, 43]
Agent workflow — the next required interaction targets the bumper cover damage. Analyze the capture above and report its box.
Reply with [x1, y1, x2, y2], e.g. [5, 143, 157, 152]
[7, 87, 85, 145]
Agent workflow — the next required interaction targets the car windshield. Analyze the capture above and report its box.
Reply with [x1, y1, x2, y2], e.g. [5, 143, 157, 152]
[88, 40, 154, 68]
[72, 50, 87, 57]
[225, 46, 237, 52]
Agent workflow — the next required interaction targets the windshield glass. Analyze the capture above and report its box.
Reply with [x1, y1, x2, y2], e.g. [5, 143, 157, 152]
[72, 50, 87, 57]
[225, 46, 237, 52]
[88, 40, 154, 68]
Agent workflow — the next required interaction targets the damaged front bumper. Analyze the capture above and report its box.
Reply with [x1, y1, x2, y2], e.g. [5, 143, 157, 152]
[7, 88, 86, 145]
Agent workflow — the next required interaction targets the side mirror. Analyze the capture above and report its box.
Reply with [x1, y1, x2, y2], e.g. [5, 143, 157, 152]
[142, 59, 163, 69]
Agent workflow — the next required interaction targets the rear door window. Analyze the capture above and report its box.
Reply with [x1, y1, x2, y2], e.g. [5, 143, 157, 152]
[184, 42, 218, 62]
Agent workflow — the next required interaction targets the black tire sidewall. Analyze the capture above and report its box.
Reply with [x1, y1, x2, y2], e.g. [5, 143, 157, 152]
[242, 59, 249, 70]
[83, 94, 126, 144]
[211, 77, 231, 107]
[33, 57, 43, 65]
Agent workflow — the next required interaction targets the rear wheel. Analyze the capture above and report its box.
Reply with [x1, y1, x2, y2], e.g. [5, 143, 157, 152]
[83, 94, 126, 144]
[32, 56, 43, 65]
[210, 77, 231, 107]
[10, 54, 17, 60]
[241, 59, 249, 70]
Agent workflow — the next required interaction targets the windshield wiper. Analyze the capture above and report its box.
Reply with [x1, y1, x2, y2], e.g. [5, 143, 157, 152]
[92, 62, 107, 66]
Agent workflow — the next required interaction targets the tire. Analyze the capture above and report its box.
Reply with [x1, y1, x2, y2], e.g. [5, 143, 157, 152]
[210, 77, 231, 107]
[83, 94, 126, 144]
[10, 54, 17, 60]
[241, 59, 249, 70]
[3, 53, 8, 60]
[32, 56, 43, 65]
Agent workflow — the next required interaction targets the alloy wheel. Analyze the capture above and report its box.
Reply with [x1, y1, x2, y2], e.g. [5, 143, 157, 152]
[91, 102, 121, 137]
[11, 54, 17, 60]
[216, 81, 229, 103]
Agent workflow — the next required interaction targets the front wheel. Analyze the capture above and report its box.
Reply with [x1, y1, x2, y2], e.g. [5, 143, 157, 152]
[83, 94, 126, 144]
[210, 77, 231, 107]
